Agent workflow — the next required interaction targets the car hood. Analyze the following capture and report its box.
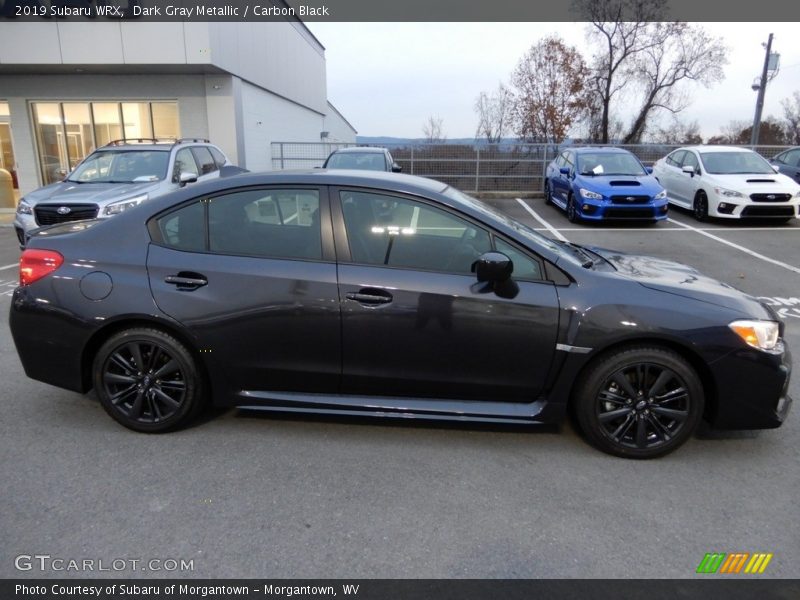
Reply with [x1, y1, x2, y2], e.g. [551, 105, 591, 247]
[589, 247, 773, 318]
[24, 181, 161, 206]
[574, 174, 663, 195]
[701, 172, 800, 192]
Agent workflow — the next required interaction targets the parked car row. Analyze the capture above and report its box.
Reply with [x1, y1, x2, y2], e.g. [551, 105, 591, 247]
[544, 145, 800, 224]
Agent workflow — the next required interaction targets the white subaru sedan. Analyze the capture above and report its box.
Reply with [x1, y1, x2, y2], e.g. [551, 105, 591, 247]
[652, 146, 800, 222]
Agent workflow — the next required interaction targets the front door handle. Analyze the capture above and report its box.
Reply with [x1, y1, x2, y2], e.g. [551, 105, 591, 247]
[165, 272, 208, 290]
[345, 288, 393, 305]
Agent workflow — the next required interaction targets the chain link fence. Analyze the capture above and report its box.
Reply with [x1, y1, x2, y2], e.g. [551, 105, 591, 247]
[271, 142, 792, 193]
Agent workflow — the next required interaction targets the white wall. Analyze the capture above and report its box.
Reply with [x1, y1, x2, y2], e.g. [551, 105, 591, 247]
[323, 103, 358, 144]
[0, 74, 209, 194]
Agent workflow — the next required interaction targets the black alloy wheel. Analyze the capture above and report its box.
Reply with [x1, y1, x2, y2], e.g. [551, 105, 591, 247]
[93, 328, 205, 432]
[693, 192, 709, 222]
[574, 346, 703, 458]
[544, 180, 553, 205]
[567, 194, 580, 223]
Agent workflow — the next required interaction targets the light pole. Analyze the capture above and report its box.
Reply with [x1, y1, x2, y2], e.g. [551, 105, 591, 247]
[750, 34, 774, 146]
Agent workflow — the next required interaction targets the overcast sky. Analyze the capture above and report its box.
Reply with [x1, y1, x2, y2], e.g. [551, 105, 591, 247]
[307, 22, 800, 140]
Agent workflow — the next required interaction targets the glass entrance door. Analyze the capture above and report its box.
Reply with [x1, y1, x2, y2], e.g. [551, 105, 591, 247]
[0, 102, 19, 202]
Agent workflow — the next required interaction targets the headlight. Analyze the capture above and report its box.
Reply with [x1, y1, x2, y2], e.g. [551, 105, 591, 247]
[713, 187, 743, 198]
[103, 194, 148, 216]
[579, 188, 603, 200]
[17, 199, 32, 215]
[654, 189, 667, 200]
[729, 320, 782, 354]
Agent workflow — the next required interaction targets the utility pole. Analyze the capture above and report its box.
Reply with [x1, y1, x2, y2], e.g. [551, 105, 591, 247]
[750, 33, 773, 146]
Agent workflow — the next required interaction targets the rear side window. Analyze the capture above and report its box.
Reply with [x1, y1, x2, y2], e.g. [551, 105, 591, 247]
[156, 201, 205, 252]
[208, 189, 321, 260]
[781, 149, 800, 166]
[191, 147, 217, 175]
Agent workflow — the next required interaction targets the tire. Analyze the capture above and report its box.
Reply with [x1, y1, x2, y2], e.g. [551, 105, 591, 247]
[544, 180, 553, 205]
[566, 194, 580, 223]
[693, 191, 709, 222]
[93, 328, 206, 432]
[573, 346, 704, 459]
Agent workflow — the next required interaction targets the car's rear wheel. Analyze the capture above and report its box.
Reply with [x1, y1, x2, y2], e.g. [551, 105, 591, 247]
[93, 328, 206, 432]
[693, 191, 709, 222]
[573, 346, 704, 458]
[567, 194, 580, 223]
[544, 180, 553, 205]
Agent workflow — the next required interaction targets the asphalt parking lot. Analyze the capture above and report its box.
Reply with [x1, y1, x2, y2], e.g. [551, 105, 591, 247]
[0, 203, 798, 580]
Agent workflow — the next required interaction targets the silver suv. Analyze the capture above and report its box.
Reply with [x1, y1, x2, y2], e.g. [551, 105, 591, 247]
[14, 138, 233, 245]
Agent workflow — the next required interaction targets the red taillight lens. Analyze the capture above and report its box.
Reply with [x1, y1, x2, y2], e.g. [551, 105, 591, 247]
[20, 249, 64, 286]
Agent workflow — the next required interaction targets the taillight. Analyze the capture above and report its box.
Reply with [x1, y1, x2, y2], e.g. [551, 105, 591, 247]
[20, 249, 64, 286]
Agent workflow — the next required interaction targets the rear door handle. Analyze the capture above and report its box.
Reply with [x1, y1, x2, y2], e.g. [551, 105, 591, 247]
[345, 289, 393, 305]
[165, 272, 208, 290]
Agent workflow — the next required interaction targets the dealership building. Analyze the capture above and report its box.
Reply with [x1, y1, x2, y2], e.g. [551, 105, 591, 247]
[0, 18, 356, 199]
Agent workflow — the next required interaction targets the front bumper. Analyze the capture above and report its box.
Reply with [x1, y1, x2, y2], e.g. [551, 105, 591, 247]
[708, 195, 800, 219]
[576, 198, 670, 221]
[707, 340, 793, 429]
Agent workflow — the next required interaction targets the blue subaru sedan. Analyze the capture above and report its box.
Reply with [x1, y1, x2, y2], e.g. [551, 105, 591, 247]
[544, 147, 668, 222]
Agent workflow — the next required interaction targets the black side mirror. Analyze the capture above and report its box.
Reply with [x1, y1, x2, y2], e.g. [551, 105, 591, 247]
[391, 163, 402, 173]
[472, 252, 513, 284]
[559, 167, 571, 176]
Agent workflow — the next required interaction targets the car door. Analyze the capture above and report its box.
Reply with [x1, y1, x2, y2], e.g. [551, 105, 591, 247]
[553, 151, 575, 205]
[332, 187, 560, 402]
[659, 150, 685, 204]
[146, 186, 341, 393]
[673, 150, 701, 205]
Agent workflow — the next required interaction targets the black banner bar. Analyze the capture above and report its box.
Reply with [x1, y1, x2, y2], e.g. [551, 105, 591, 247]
[0, 0, 799, 22]
[3, 579, 800, 600]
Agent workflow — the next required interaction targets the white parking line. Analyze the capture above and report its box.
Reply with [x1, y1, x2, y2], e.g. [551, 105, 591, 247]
[0, 263, 18, 271]
[667, 217, 800, 275]
[515, 199, 569, 242]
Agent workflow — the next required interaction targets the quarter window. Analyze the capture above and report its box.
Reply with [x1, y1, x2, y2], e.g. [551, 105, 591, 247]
[208, 189, 321, 260]
[209, 146, 227, 168]
[340, 191, 491, 274]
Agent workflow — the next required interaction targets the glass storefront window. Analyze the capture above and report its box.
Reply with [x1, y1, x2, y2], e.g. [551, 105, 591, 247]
[152, 103, 179, 139]
[31, 101, 179, 186]
[0, 102, 9, 117]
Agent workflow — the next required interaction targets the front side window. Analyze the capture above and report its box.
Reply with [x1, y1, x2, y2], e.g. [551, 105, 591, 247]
[208, 189, 321, 260]
[340, 191, 491, 274]
[779, 149, 800, 167]
[666, 150, 685, 167]
[681, 151, 700, 170]
[173, 148, 199, 181]
[191, 146, 217, 175]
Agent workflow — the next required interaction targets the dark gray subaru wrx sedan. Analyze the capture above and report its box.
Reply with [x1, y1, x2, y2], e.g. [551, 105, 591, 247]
[9, 170, 793, 458]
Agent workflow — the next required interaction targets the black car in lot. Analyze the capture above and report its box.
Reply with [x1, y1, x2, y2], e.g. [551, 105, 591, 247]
[770, 146, 800, 183]
[9, 170, 792, 458]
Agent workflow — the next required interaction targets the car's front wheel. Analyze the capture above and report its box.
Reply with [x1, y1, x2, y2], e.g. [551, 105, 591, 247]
[566, 194, 580, 223]
[573, 346, 704, 458]
[693, 191, 709, 222]
[544, 180, 553, 205]
[93, 328, 206, 432]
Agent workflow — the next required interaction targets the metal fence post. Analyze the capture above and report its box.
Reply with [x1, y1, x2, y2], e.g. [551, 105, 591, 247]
[475, 147, 480, 193]
[410, 146, 415, 175]
[280, 143, 285, 170]
[541, 145, 549, 193]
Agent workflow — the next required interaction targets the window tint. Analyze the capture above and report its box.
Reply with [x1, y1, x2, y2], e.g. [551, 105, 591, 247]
[666, 151, 685, 167]
[209, 146, 227, 168]
[157, 201, 205, 252]
[191, 146, 217, 175]
[340, 191, 491, 274]
[494, 238, 542, 280]
[782, 149, 800, 166]
[173, 148, 198, 182]
[681, 151, 699, 170]
[208, 189, 321, 260]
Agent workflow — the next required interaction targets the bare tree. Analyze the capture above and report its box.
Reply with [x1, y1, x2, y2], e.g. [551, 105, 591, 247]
[474, 83, 513, 144]
[422, 115, 446, 143]
[650, 117, 703, 145]
[781, 91, 800, 145]
[574, 0, 669, 142]
[707, 120, 751, 145]
[510, 35, 591, 143]
[623, 23, 727, 143]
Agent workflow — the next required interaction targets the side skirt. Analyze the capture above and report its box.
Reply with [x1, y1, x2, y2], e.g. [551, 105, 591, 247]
[235, 390, 561, 425]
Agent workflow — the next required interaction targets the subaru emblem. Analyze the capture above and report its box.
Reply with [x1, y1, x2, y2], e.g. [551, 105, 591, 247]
[57, 206, 71, 215]
[626, 196, 635, 202]
[767, 195, 775, 200]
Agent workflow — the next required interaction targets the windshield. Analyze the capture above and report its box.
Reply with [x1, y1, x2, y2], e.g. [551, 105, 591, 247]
[699, 151, 775, 175]
[444, 187, 585, 266]
[68, 150, 169, 183]
[576, 152, 647, 176]
[325, 152, 387, 171]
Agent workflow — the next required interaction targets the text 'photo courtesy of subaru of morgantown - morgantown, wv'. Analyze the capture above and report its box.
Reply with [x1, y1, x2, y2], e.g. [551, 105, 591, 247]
[13, 138, 239, 247]
[9, 170, 793, 459]
[544, 147, 669, 223]
[652, 146, 800, 221]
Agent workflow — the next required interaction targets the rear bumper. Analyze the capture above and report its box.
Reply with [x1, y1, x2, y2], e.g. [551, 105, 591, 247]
[707, 341, 793, 429]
